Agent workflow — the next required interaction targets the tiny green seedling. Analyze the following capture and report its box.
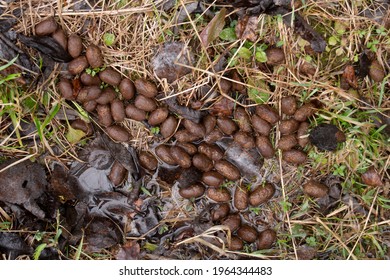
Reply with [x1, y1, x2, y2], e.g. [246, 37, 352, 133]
[249, 207, 261, 215]
[150, 126, 160, 135]
[86, 66, 105, 77]
[103, 33, 115, 46]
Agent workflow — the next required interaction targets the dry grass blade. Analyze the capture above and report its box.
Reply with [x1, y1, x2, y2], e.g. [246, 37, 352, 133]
[175, 225, 231, 255]
[278, 152, 298, 259]
[315, 217, 357, 260]
[347, 188, 379, 260]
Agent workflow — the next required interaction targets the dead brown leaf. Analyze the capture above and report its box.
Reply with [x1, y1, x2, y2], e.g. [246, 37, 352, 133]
[235, 15, 258, 42]
[115, 241, 141, 260]
[0, 159, 47, 219]
[200, 8, 226, 47]
[342, 65, 358, 89]
[361, 167, 383, 186]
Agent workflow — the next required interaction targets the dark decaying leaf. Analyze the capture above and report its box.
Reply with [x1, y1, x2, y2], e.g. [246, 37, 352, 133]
[157, 165, 202, 188]
[0, 8, 22, 33]
[71, 134, 139, 195]
[309, 124, 346, 151]
[130, 199, 160, 237]
[0, 7, 24, 73]
[49, 164, 83, 201]
[101, 135, 139, 179]
[372, 112, 390, 136]
[0, 232, 33, 259]
[235, 15, 258, 42]
[160, 94, 206, 123]
[218, 139, 264, 182]
[6, 120, 38, 144]
[38, 246, 60, 260]
[71, 162, 115, 195]
[115, 240, 141, 260]
[177, 166, 203, 188]
[288, 12, 326, 53]
[174, 2, 214, 33]
[232, 0, 326, 52]
[200, 8, 227, 47]
[89, 192, 136, 226]
[58, 133, 145, 252]
[62, 202, 89, 246]
[0, 31, 37, 84]
[18, 34, 72, 62]
[161, 0, 176, 11]
[356, 51, 371, 77]
[342, 193, 367, 215]
[232, 0, 291, 12]
[361, 1, 390, 27]
[0, 159, 47, 219]
[0, 15, 19, 33]
[83, 216, 123, 253]
[157, 166, 182, 184]
[152, 42, 194, 83]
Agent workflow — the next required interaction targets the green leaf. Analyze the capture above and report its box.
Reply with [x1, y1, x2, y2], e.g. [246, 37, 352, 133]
[103, 33, 115, 46]
[54, 228, 62, 244]
[158, 224, 169, 235]
[0, 222, 11, 230]
[141, 186, 152, 196]
[305, 236, 317, 247]
[256, 43, 268, 52]
[200, 8, 226, 47]
[255, 51, 267, 63]
[143, 242, 158, 252]
[150, 126, 160, 135]
[33, 243, 47, 260]
[304, 55, 312, 62]
[249, 207, 261, 215]
[219, 27, 237, 41]
[280, 200, 292, 212]
[334, 21, 346, 35]
[335, 47, 344, 56]
[227, 56, 237, 67]
[72, 101, 90, 121]
[74, 234, 84, 260]
[248, 88, 269, 104]
[66, 126, 86, 144]
[34, 231, 45, 242]
[0, 56, 18, 71]
[244, 41, 254, 49]
[237, 47, 252, 59]
[297, 38, 309, 47]
[22, 97, 38, 112]
[42, 102, 61, 128]
[328, 36, 338, 46]
[230, 20, 238, 28]
[0, 73, 21, 85]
